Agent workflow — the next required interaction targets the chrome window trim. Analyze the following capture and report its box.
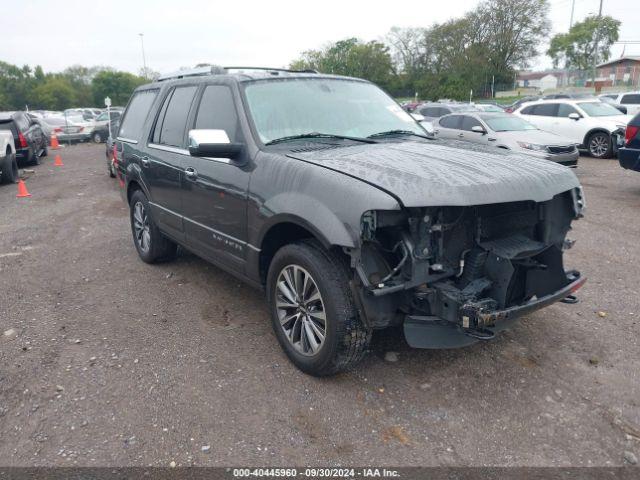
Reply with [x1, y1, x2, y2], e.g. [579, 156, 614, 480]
[117, 136, 138, 144]
[147, 143, 232, 164]
[148, 143, 189, 155]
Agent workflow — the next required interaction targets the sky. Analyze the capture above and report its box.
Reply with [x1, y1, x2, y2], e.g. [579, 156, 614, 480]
[8, 0, 640, 75]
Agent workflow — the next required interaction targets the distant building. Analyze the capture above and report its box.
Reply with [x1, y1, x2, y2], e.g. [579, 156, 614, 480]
[595, 56, 640, 87]
[516, 71, 562, 91]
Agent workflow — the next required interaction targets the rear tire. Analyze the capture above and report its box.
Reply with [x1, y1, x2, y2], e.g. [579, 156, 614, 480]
[588, 132, 612, 159]
[108, 159, 116, 178]
[0, 152, 18, 184]
[129, 190, 177, 263]
[93, 132, 103, 143]
[30, 149, 41, 166]
[266, 240, 371, 376]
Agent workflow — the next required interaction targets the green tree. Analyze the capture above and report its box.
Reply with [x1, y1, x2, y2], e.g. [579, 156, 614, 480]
[290, 38, 396, 92]
[547, 15, 621, 70]
[31, 77, 77, 110]
[0, 61, 34, 110]
[91, 70, 146, 107]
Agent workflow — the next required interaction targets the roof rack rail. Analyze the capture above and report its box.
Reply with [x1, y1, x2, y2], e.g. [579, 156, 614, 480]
[157, 65, 318, 82]
[223, 66, 319, 74]
[157, 65, 226, 82]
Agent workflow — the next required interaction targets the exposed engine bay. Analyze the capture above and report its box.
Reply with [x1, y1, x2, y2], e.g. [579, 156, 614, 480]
[350, 187, 586, 347]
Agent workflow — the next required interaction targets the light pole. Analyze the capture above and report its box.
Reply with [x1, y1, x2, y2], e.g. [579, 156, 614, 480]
[591, 0, 604, 91]
[138, 33, 147, 78]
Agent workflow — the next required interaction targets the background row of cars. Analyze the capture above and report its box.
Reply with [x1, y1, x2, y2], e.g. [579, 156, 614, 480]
[26, 107, 123, 144]
[403, 93, 637, 164]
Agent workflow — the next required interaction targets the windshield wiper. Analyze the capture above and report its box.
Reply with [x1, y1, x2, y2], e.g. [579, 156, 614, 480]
[265, 132, 377, 146]
[368, 130, 432, 139]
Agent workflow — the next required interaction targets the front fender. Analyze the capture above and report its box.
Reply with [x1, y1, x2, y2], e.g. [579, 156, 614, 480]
[258, 193, 357, 248]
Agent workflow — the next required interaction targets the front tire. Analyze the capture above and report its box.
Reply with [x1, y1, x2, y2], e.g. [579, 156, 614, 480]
[266, 241, 371, 376]
[588, 132, 612, 159]
[0, 152, 18, 184]
[129, 190, 177, 263]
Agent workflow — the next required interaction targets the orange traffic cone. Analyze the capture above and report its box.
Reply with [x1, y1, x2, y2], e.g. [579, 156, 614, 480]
[50, 135, 60, 150]
[16, 179, 31, 198]
[54, 154, 64, 167]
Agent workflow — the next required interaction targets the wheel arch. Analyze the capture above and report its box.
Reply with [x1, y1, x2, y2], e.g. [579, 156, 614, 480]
[583, 128, 611, 148]
[257, 215, 353, 285]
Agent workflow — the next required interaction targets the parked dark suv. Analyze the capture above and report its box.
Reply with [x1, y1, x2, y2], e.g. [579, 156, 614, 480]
[116, 66, 586, 376]
[0, 112, 48, 165]
[619, 111, 640, 172]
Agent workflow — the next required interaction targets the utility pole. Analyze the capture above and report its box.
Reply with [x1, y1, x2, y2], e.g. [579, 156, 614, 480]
[138, 33, 147, 78]
[569, 0, 576, 28]
[591, 0, 604, 92]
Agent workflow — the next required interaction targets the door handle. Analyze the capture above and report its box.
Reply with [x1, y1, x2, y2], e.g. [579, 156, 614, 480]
[184, 167, 198, 180]
[458, 133, 464, 138]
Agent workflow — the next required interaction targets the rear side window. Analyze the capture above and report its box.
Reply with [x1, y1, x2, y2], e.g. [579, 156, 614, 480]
[461, 116, 482, 131]
[194, 85, 239, 141]
[439, 115, 461, 129]
[524, 104, 558, 116]
[153, 86, 198, 147]
[118, 89, 158, 141]
[621, 94, 640, 105]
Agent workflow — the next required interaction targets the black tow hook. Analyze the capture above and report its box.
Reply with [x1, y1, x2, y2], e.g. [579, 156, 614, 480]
[462, 327, 495, 340]
[561, 294, 579, 304]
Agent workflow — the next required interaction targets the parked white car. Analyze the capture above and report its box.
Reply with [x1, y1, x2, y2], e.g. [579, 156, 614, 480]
[434, 112, 579, 166]
[513, 99, 630, 158]
[598, 92, 640, 116]
[0, 130, 18, 184]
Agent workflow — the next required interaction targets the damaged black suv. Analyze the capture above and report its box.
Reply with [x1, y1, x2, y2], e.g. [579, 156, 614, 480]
[115, 66, 586, 376]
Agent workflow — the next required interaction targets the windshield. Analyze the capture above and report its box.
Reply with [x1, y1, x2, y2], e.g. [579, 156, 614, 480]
[483, 115, 538, 132]
[578, 102, 621, 117]
[243, 78, 425, 143]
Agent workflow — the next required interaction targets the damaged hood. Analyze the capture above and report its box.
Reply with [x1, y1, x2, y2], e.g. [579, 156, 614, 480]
[287, 140, 580, 207]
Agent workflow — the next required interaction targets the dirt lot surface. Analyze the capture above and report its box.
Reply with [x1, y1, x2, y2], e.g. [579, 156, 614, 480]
[0, 143, 639, 467]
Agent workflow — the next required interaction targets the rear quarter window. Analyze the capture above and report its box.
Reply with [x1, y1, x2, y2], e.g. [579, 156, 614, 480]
[118, 89, 159, 141]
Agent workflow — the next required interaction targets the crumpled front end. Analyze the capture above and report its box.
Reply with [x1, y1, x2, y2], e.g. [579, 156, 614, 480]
[350, 187, 586, 348]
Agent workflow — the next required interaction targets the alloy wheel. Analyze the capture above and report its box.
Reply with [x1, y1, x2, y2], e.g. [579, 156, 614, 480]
[132, 201, 151, 253]
[589, 134, 609, 158]
[275, 265, 326, 356]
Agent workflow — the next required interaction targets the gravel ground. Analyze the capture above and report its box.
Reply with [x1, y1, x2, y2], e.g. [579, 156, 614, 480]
[0, 143, 639, 467]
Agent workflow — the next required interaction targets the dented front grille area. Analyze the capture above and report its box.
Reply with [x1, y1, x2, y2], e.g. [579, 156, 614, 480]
[354, 190, 579, 330]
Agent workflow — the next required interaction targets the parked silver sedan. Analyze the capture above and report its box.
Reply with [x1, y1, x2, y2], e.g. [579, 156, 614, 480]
[434, 112, 579, 167]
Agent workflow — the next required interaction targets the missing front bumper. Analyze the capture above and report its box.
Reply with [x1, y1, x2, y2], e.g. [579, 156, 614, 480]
[403, 271, 586, 349]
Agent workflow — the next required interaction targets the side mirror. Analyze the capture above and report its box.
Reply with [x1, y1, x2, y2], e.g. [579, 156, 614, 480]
[568, 113, 581, 121]
[188, 129, 242, 159]
[471, 125, 486, 134]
